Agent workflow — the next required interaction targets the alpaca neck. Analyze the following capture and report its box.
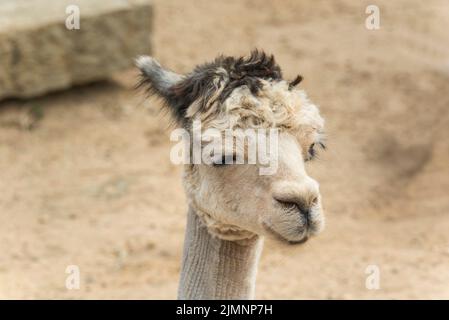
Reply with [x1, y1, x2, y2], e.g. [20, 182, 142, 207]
[178, 207, 264, 299]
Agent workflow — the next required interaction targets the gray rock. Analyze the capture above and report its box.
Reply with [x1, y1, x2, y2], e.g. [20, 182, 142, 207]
[0, 0, 152, 100]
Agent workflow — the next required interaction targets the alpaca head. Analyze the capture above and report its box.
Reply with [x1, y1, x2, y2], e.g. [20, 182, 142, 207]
[137, 50, 325, 244]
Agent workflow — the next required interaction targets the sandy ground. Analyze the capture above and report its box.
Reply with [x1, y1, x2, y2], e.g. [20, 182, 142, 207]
[1, 0, 449, 299]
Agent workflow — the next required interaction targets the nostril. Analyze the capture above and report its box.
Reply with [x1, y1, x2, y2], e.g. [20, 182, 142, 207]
[275, 199, 310, 218]
[275, 199, 298, 211]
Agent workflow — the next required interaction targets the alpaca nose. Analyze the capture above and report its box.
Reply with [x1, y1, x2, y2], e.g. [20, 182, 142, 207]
[272, 179, 320, 219]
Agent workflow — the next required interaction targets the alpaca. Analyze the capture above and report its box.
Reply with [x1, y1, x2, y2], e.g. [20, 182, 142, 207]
[136, 50, 326, 299]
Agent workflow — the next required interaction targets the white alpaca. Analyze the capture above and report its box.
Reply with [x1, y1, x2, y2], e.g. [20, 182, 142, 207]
[137, 51, 326, 299]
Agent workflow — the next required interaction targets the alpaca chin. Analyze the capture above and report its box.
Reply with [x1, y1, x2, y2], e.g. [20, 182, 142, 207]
[261, 210, 325, 245]
[261, 221, 309, 245]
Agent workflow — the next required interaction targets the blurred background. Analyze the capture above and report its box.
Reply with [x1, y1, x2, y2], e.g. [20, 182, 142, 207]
[0, 0, 448, 299]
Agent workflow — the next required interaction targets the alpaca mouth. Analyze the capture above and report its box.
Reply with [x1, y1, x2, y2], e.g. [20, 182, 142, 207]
[288, 236, 309, 245]
[262, 222, 309, 245]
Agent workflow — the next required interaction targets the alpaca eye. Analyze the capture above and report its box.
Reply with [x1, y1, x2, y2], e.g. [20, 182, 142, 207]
[212, 154, 236, 167]
[308, 143, 316, 160]
[307, 142, 325, 161]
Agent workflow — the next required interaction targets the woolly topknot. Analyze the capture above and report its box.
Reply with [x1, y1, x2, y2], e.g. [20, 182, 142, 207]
[136, 50, 303, 126]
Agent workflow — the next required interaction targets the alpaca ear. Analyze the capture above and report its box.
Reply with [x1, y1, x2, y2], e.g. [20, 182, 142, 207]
[135, 55, 184, 105]
[288, 75, 303, 90]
